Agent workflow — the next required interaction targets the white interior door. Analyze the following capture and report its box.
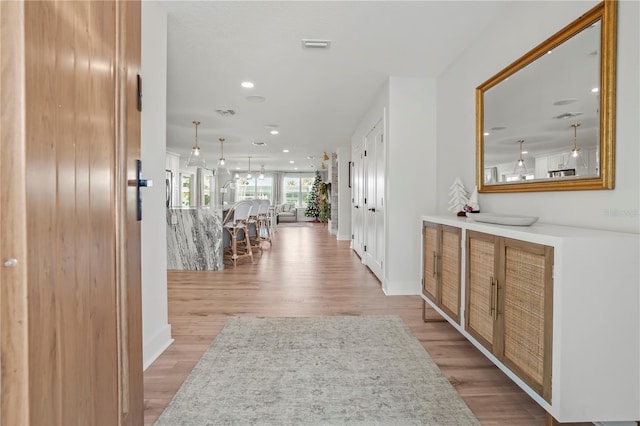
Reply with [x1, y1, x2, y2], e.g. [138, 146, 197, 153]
[364, 120, 384, 279]
[351, 143, 365, 258]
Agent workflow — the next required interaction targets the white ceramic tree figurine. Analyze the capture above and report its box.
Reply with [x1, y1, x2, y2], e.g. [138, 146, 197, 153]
[466, 185, 480, 213]
[448, 177, 469, 215]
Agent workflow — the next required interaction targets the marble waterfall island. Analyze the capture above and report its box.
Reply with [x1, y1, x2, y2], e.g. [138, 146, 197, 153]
[167, 207, 223, 270]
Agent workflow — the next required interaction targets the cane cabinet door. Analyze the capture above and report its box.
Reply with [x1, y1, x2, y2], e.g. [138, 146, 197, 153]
[422, 222, 461, 323]
[422, 222, 438, 302]
[465, 230, 499, 352]
[465, 231, 553, 402]
[439, 226, 461, 322]
[500, 238, 554, 402]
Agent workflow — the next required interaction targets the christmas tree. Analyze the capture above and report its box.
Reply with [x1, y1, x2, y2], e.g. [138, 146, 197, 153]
[305, 172, 322, 219]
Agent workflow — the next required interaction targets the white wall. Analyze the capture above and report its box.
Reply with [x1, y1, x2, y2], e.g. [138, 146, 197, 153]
[141, 2, 173, 370]
[436, 0, 639, 234]
[336, 145, 352, 241]
[351, 77, 437, 295]
[386, 77, 437, 294]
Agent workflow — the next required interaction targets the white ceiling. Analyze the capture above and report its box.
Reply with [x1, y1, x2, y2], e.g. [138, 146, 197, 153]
[159, 1, 507, 173]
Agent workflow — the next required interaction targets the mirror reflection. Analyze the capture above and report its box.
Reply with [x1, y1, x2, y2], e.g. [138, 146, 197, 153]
[477, 0, 616, 193]
[482, 20, 601, 185]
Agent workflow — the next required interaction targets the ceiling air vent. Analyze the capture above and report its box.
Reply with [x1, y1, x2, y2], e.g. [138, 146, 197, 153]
[215, 109, 236, 116]
[252, 141, 267, 147]
[301, 39, 331, 49]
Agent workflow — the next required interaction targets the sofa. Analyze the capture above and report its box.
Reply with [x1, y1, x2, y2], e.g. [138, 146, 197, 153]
[277, 203, 298, 223]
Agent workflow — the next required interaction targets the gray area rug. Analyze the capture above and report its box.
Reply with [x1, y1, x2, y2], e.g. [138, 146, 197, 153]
[155, 315, 479, 425]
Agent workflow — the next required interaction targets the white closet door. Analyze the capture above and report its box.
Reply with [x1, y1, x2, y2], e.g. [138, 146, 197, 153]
[365, 120, 384, 279]
[351, 143, 365, 258]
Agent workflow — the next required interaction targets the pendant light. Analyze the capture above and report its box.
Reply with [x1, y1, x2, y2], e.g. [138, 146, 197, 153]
[192, 121, 201, 156]
[187, 120, 206, 168]
[246, 156, 252, 179]
[512, 139, 527, 176]
[259, 165, 265, 179]
[214, 137, 230, 176]
[323, 152, 330, 161]
[568, 123, 588, 171]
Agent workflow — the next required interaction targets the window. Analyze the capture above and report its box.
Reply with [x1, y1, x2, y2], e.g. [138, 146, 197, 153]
[237, 178, 256, 200]
[236, 175, 274, 202]
[181, 174, 192, 206]
[283, 174, 314, 208]
[203, 175, 211, 206]
[256, 176, 273, 201]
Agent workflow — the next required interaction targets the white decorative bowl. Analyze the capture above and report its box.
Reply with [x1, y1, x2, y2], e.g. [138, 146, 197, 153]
[466, 213, 539, 226]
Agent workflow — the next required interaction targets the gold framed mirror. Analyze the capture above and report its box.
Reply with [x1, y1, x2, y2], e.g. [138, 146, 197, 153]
[476, 0, 616, 193]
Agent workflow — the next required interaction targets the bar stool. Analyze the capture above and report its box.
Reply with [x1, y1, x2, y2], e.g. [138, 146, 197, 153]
[223, 200, 253, 267]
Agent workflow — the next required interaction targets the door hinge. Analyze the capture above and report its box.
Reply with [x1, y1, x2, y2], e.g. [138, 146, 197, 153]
[351, 234, 354, 240]
[381, 260, 384, 269]
[364, 150, 367, 156]
[364, 245, 367, 252]
[364, 197, 367, 204]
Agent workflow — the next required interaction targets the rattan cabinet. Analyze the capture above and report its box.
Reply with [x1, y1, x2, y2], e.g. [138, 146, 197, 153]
[465, 230, 553, 402]
[422, 222, 461, 323]
[421, 215, 639, 423]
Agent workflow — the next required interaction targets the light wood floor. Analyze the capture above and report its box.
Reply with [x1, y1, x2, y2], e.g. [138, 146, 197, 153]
[144, 222, 548, 425]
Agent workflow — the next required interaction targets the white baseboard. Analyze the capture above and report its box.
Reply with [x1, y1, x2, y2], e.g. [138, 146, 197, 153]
[382, 280, 421, 296]
[337, 232, 351, 241]
[143, 324, 174, 371]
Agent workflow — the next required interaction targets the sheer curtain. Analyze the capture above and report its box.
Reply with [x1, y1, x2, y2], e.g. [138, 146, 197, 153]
[272, 172, 283, 205]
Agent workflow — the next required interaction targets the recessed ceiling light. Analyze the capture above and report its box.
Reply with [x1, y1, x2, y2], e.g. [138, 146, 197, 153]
[241, 81, 254, 88]
[522, 151, 529, 154]
[591, 87, 599, 93]
[294, 167, 298, 170]
[252, 141, 267, 147]
[282, 149, 290, 153]
[289, 160, 295, 164]
[483, 132, 490, 136]
[246, 95, 266, 103]
[270, 130, 279, 135]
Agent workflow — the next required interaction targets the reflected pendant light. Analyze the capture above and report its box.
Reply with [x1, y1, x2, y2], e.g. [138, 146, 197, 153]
[512, 139, 527, 176]
[215, 137, 230, 176]
[187, 120, 206, 168]
[569, 123, 588, 171]
[259, 165, 265, 179]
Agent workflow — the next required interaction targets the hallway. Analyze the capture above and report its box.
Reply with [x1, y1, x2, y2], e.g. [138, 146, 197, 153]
[143, 223, 546, 425]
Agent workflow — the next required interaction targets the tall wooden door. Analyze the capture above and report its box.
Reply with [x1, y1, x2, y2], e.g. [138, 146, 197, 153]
[0, 1, 143, 424]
